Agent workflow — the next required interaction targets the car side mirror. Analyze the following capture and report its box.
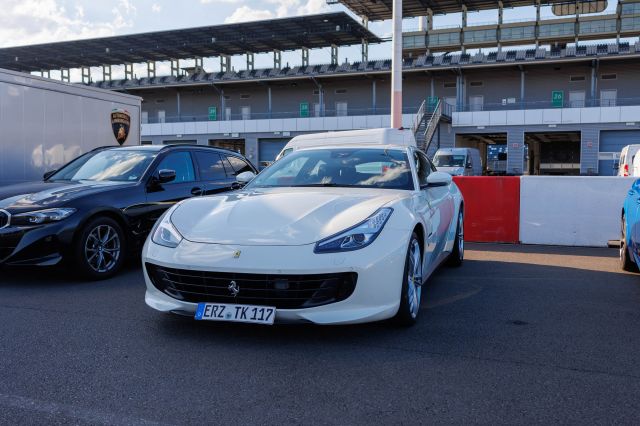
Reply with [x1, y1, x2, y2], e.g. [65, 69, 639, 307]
[236, 171, 256, 185]
[43, 170, 57, 180]
[157, 169, 176, 184]
[426, 171, 452, 187]
[466, 162, 472, 169]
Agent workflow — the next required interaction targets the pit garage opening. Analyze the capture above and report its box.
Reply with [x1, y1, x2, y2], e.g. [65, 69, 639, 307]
[209, 139, 246, 155]
[258, 138, 291, 169]
[455, 133, 507, 175]
[525, 132, 581, 176]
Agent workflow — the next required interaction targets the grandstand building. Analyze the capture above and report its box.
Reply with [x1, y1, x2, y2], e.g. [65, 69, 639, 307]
[2, 2, 640, 175]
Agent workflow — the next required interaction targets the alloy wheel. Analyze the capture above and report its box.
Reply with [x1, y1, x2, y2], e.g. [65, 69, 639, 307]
[84, 224, 121, 274]
[407, 239, 423, 319]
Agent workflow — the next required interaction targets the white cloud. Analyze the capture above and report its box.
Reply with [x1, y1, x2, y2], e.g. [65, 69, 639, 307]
[224, 6, 275, 23]
[151, 3, 162, 13]
[224, 0, 331, 24]
[201, 0, 238, 3]
[0, 0, 136, 47]
[296, 0, 330, 15]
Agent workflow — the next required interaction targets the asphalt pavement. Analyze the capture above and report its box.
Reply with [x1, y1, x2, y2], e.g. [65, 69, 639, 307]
[1, 243, 639, 425]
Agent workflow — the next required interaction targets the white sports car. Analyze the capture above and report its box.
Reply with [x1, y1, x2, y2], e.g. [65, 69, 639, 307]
[143, 130, 464, 326]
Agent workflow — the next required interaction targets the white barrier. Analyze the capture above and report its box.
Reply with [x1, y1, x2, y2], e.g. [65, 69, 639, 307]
[520, 176, 636, 247]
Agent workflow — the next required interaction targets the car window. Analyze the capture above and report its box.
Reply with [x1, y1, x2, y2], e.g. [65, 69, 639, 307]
[414, 151, 432, 187]
[247, 148, 413, 190]
[433, 154, 466, 167]
[224, 155, 253, 175]
[279, 148, 293, 159]
[194, 151, 227, 181]
[49, 150, 156, 182]
[155, 152, 195, 183]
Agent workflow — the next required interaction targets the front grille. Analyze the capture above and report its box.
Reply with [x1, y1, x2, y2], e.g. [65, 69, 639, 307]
[0, 211, 8, 229]
[146, 263, 357, 309]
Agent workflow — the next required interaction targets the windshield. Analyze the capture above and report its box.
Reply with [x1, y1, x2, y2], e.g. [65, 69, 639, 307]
[48, 150, 156, 182]
[247, 148, 414, 190]
[433, 154, 466, 167]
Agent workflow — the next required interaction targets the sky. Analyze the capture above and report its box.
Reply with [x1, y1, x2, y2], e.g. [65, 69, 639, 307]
[0, 0, 622, 81]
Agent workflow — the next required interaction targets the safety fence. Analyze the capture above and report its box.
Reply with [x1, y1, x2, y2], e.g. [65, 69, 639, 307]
[453, 176, 636, 247]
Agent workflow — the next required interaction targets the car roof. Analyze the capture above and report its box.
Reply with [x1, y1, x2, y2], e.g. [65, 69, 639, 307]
[91, 144, 244, 156]
[436, 148, 469, 153]
[297, 143, 410, 152]
[286, 128, 417, 149]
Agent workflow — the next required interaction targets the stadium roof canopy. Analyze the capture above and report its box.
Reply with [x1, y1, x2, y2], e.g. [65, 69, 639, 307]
[0, 12, 381, 72]
[329, 0, 571, 20]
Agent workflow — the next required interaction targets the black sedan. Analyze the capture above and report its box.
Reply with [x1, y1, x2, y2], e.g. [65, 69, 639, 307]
[0, 144, 257, 279]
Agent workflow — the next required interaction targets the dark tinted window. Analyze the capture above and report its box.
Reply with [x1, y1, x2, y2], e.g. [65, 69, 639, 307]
[224, 155, 253, 175]
[156, 152, 195, 183]
[414, 151, 432, 187]
[194, 151, 228, 180]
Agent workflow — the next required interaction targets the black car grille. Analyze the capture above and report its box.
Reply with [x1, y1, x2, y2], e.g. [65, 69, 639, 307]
[146, 263, 357, 310]
[0, 211, 8, 229]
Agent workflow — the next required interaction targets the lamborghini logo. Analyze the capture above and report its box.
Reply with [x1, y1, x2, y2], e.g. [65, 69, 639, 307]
[111, 109, 131, 146]
[233, 250, 241, 259]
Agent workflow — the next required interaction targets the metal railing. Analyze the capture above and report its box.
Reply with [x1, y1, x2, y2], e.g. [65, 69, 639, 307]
[143, 106, 423, 124]
[411, 100, 427, 135]
[456, 97, 640, 112]
[422, 99, 442, 152]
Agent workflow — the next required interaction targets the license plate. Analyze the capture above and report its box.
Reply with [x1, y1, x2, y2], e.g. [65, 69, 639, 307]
[195, 303, 276, 325]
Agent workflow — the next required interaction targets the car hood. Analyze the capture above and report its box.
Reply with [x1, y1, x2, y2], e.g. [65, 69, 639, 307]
[170, 187, 407, 246]
[437, 166, 465, 176]
[0, 180, 136, 212]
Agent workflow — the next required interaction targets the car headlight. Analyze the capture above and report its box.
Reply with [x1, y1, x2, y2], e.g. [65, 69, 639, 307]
[314, 208, 393, 253]
[12, 208, 76, 225]
[151, 210, 183, 248]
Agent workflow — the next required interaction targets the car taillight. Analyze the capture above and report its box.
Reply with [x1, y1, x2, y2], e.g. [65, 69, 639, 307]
[624, 164, 629, 176]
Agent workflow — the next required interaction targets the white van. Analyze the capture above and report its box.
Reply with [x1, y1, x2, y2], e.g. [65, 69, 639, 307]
[618, 144, 640, 176]
[275, 128, 417, 162]
[433, 148, 483, 176]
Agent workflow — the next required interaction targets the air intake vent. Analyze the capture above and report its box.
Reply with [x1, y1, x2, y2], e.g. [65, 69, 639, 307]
[601, 74, 617, 80]
[570, 75, 586, 82]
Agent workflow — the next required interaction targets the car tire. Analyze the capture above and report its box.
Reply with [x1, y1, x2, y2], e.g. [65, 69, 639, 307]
[393, 232, 423, 326]
[620, 215, 637, 272]
[447, 208, 464, 267]
[74, 216, 126, 280]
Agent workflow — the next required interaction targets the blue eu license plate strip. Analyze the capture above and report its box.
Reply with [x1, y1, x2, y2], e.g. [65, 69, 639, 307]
[195, 302, 276, 325]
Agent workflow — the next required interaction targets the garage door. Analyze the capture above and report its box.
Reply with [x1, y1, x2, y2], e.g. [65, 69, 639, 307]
[258, 138, 290, 169]
[599, 130, 640, 176]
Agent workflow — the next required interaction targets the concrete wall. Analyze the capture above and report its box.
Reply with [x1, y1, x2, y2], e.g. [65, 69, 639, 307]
[520, 176, 635, 246]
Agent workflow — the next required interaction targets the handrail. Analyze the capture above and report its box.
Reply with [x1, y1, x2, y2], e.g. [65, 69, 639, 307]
[422, 99, 442, 152]
[412, 100, 426, 135]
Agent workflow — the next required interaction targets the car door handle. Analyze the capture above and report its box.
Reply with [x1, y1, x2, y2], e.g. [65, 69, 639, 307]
[191, 187, 203, 196]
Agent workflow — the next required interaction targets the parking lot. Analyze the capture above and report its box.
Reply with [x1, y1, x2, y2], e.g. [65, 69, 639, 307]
[1, 243, 639, 425]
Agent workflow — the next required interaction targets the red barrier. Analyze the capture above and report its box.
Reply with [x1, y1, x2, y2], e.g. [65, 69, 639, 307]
[453, 176, 520, 243]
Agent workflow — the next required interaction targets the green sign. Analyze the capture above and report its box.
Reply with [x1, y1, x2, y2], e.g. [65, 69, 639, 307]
[208, 106, 217, 121]
[552, 91, 564, 108]
[300, 102, 310, 118]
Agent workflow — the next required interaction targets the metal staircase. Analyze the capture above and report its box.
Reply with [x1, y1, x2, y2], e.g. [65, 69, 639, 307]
[411, 98, 451, 157]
